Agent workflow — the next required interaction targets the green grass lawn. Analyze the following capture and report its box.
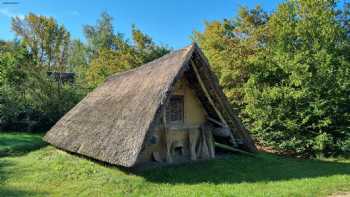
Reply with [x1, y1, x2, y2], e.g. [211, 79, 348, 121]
[0, 132, 46, 157]
[0, 132, 349, 197]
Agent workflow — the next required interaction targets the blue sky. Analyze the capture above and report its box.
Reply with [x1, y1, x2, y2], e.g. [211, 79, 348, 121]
[0, 0, 282, 49]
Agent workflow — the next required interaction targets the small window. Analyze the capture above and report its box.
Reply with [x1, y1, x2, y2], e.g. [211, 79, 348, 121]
[166, 95, 184, 123]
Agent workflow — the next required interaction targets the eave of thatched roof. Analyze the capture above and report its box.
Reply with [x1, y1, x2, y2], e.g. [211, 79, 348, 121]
[43, 43, 256, 167]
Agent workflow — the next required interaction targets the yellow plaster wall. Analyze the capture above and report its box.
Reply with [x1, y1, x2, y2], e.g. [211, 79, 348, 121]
[173, 78, 207, 126]
[137, 127, 166, 163]
[137, 77, 207, 164]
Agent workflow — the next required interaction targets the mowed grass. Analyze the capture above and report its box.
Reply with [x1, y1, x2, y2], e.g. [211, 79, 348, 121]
[0, 132, 350, 197]
[0, 132, 46, 157]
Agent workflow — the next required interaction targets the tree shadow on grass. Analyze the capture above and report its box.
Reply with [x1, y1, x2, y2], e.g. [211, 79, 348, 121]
[135, 153, 350, 184]
[0, 187, 48, 197]
[62, 148, 350, 185]
[14, 132, 348, 186]
[0, 133, 47, 157]
[0, 159, 48, 196]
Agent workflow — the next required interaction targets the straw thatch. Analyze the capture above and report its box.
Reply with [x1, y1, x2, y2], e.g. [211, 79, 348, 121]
[43, 43, 256, 167]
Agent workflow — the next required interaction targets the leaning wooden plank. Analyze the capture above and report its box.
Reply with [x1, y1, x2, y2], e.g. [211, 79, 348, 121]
[191, 60, 228, 126]
[214, 142, 255, 157]
[207, 117, 226, 127]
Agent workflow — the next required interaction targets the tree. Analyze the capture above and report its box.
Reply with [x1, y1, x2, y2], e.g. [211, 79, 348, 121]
[85, 42, 140, 88]
[193, 6, 269, 109]
[0, 42, 31, 130]
[132, 25, 170, 64]
[83, 12, 115, 57]
[68, 39, 88, 69]
[11, 13, 70, 70]
[195, 1, 350, 157]
[0, 41, 84, 132]
[83, 13, 170, 88]
[243, 0, 350, 156]
[4, 15, 84, 132]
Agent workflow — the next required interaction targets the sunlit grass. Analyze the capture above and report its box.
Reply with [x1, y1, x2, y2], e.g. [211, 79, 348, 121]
[0, 132, 349, 197]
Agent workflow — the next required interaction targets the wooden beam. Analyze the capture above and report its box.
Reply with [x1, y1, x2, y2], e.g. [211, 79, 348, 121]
[208, 116, 237, 146]
[162, 105, 173, 163]
[190, 60, 228, 126]
[207, 117, 226, 128]
[214, 142, 255, 157]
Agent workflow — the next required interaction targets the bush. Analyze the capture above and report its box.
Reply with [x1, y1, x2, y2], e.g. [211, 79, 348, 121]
[243, 0, 350, 157]
[0, 44, 86, 132]
[196, 0, 350, 157]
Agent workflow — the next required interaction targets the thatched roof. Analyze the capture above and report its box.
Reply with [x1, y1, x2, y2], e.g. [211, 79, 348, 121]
[44, 43, 256, 167]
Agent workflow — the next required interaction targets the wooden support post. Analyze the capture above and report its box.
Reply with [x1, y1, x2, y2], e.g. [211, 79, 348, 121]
[189, 128, 200, 161]
[208, 130, 215, 158]
[200, 129, 210, 159]
[162, 105, 172, 163]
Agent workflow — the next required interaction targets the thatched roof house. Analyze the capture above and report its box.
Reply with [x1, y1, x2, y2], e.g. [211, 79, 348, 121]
[44, 43, 256, 167]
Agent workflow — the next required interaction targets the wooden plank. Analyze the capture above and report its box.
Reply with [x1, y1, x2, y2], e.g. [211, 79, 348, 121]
[190, 60, 228, 126]
[207, 117, 226, 127]
[189, 128, 200, 161]
[208, 116, 237, 145]
[214, 142, 255, 157]
[162, 105, 173, 163]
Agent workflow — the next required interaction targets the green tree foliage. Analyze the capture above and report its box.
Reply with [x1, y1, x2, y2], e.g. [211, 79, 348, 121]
[2, 13, 84, 132]
[68, 39, 88, 69]
[0, 41, 30, 129]
[83, 12, 115, 57]
[85, 42, 140, 88]
[132, 25, 170, 63]
[245, 0, 350, 156]
[11, 13, 70, 70]
[195, 0, 350, 157]
[2, 12, 170, 132]
[193, 6, 269, 108]
[0, 41, 84, 132]
[83, 13, 170, 88]
[67, 39, 90, 88]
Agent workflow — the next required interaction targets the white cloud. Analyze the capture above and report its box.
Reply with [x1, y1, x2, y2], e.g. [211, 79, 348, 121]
[0, 8, 24, 19]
